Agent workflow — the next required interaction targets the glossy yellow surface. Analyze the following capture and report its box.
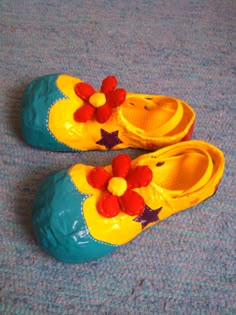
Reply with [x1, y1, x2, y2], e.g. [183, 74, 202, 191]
[69, 141, 224, 245]
[48, 74, 195, 151]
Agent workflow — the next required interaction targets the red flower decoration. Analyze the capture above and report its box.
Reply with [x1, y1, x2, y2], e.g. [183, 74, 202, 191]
[87, 154, 153, 218]
[74, 76, 126, 124]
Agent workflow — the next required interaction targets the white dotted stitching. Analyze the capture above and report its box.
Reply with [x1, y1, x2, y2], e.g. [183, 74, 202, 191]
[68, 172, 118, 248]
[46, 80, 79, 152]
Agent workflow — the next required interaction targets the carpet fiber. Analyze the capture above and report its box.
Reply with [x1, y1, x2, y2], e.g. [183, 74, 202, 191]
[0, 0, 235, 314]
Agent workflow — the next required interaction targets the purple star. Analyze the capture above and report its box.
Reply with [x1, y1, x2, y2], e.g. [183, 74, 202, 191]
[96, 129, 123, 150]
[134, 205, 162, 229]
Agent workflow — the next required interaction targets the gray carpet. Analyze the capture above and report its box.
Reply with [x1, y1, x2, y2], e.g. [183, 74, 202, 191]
[0, 0, 235, 314]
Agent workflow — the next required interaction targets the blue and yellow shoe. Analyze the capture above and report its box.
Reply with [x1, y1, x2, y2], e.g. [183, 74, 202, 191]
[32, 140, 224, 263]
[21, 74, 195, 151]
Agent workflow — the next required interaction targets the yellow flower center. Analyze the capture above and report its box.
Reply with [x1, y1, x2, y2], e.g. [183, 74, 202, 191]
[108, 177, 127, 197]
[89, 92, 106, 108]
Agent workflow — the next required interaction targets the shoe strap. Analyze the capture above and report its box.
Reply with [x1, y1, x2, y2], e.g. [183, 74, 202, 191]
[120, 94, 184, 137]
[144, 96, 184, 136]
[139, 148, 214, 198]
[163, 151, 214, 197]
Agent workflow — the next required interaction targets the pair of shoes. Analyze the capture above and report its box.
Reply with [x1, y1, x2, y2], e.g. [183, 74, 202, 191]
[21, 74, 225, 263]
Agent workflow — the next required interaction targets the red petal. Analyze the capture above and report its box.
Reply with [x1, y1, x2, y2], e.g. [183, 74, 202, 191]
[100, 76, 117, 94]
[74, 103, 95, 122]
[119, 189, 145, 216]
[87, 167, 112, 190]
[127, 166, 153, 189]
[112, 154, 132, 178]
[97, 192, 120, 218]
[95, 103, 112, 124]
[106, 88, 126, 107]
[74, 82, 95, 100]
